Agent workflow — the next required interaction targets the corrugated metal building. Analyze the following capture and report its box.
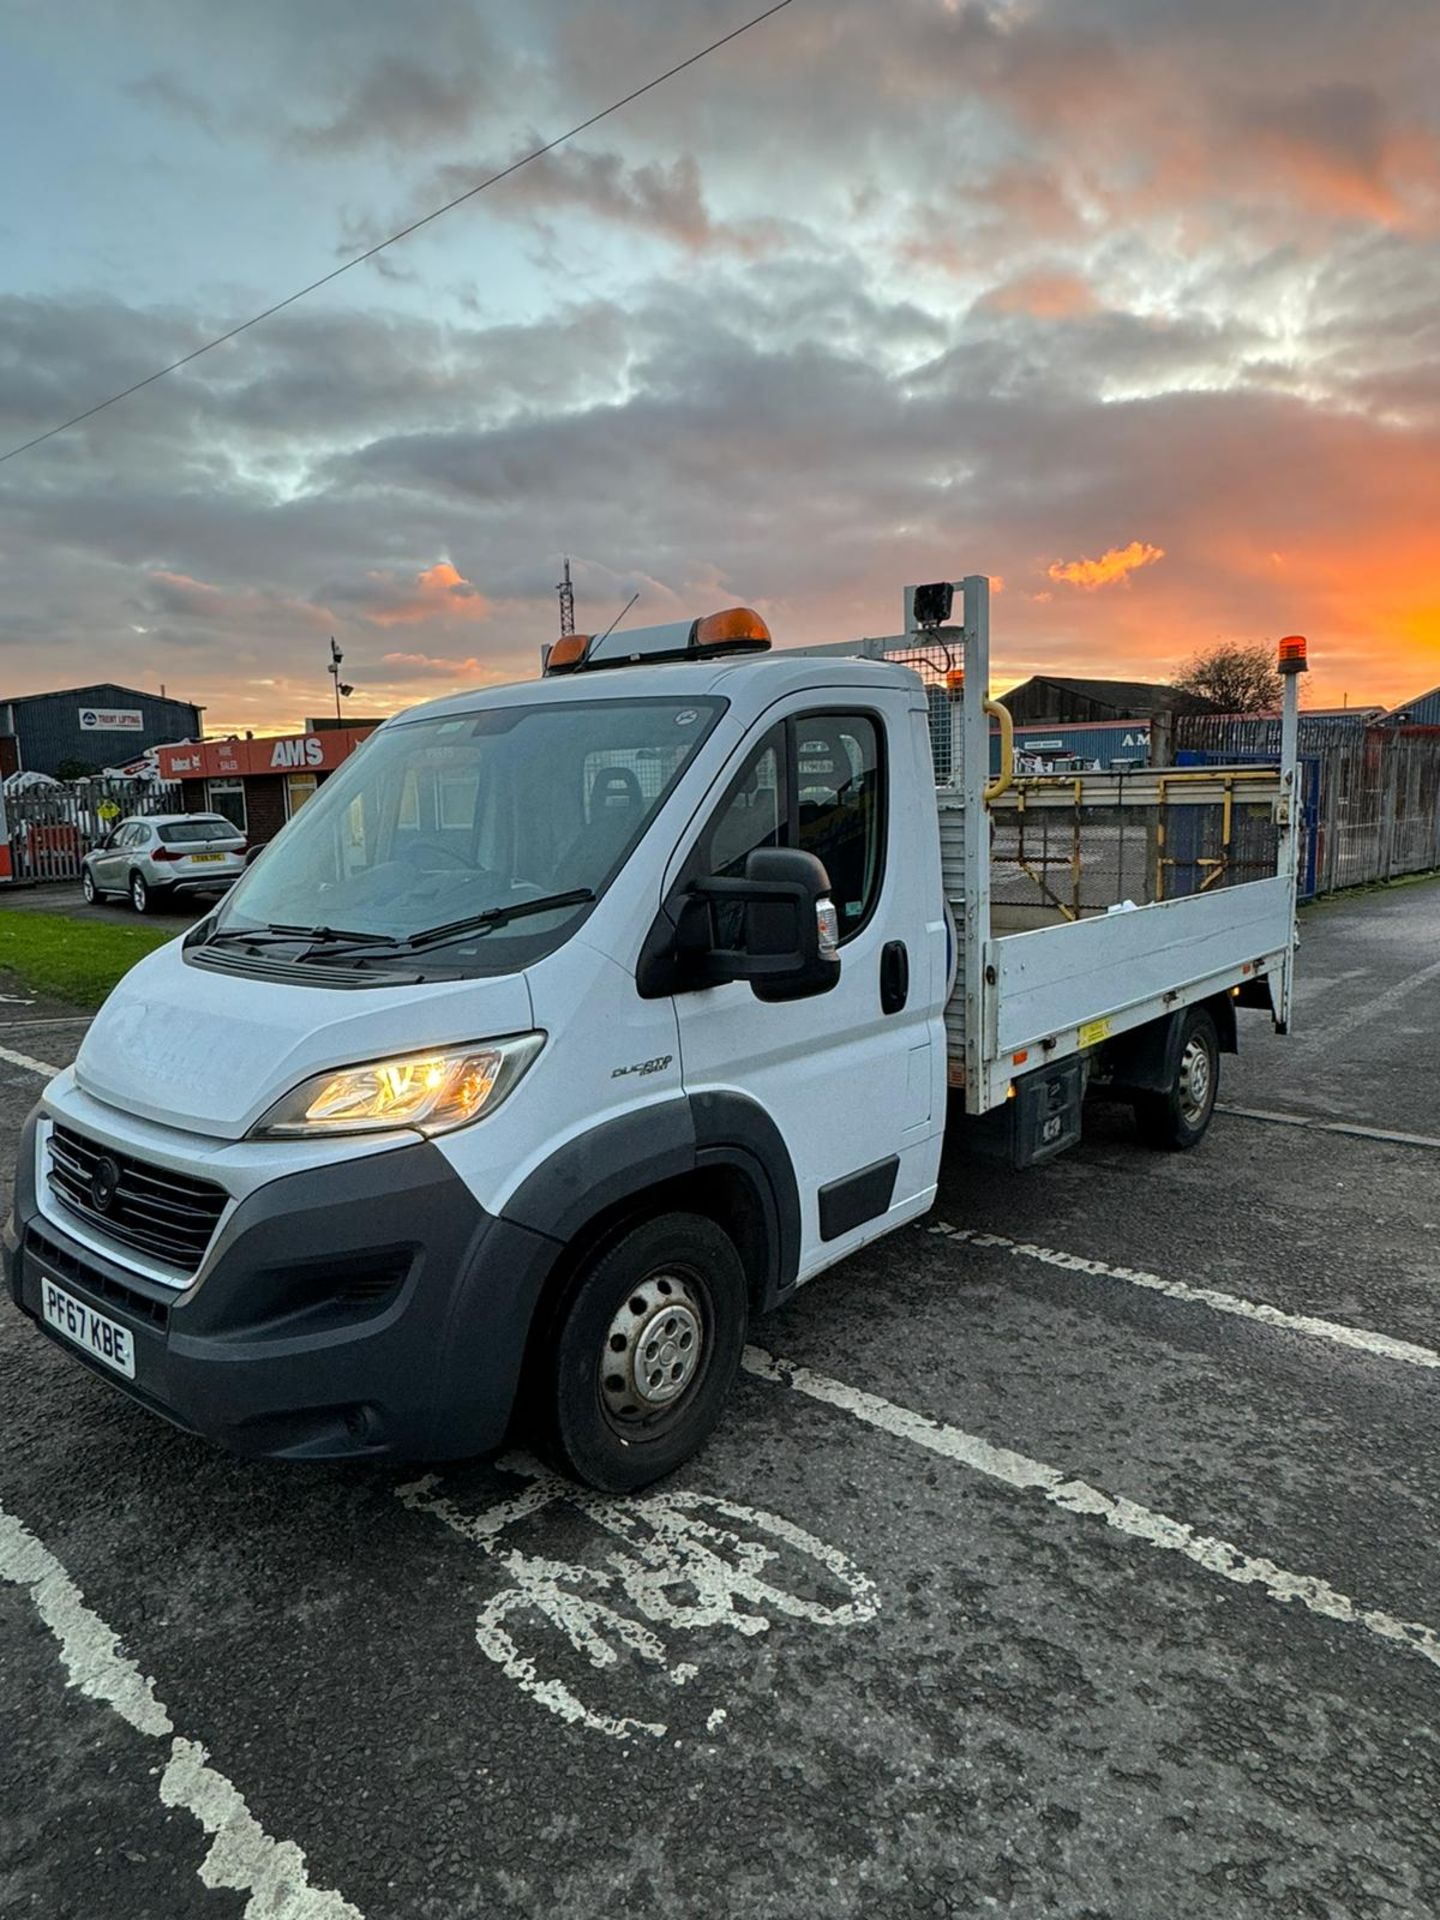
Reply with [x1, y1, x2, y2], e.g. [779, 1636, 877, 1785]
[0, 683, 203, 778]
[999, 675, 1201, 727]
[1381, 687, 1440, 728]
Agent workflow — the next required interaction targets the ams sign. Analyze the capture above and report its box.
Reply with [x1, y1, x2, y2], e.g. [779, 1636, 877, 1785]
[270, 736, 325, 769]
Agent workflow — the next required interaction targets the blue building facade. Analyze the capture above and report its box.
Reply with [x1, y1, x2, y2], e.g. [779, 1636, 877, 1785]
[0, 683, 203, 778]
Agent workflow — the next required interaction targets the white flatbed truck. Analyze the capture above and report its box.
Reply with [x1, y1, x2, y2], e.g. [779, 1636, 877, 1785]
[5, 579, 1302, 1487]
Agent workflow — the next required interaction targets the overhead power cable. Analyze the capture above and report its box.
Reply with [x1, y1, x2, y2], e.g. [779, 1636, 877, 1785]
[0, 0, 795, 468]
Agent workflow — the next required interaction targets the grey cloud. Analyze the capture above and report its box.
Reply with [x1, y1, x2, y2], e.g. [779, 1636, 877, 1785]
[297, 56, 494, 153]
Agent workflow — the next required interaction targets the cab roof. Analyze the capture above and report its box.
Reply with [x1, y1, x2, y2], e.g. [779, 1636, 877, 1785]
[388, 650, 922, 729]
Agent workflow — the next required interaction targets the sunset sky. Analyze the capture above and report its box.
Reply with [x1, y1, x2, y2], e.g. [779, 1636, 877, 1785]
[1, 0, 1437, 732]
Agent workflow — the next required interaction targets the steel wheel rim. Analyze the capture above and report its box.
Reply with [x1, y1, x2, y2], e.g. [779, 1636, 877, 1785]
[1177, 1035, 1212, 1125]
[599, 1269, 706, 1429]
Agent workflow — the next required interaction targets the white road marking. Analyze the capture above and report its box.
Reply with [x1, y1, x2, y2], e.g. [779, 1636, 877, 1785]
[1296, 952, 1440, 1049]
[0, 1014, 94, 1032]
[399, 1453, 879, 1740]
[926, 1221, 1440, 1372]
[1217, 1104, 1440, 1152]
[0, 1503, 362, 1918]
[744, 1347, 1440, 1675]
[0, 1041, 62, 1078]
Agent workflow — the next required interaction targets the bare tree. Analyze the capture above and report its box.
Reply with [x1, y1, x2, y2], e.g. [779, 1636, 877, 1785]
[1174, 641, 1282, 714]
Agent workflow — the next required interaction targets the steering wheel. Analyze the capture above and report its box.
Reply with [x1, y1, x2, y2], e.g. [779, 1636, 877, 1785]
[408, 839, 475, 871]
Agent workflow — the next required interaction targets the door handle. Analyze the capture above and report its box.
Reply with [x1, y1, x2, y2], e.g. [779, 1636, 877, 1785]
[880, 940, 909, 1015]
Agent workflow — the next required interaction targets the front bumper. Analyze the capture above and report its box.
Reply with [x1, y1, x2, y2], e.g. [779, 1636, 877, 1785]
[5, 1111, 559, 1461]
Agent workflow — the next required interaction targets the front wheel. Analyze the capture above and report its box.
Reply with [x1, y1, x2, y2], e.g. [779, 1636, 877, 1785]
[542, 1212, 749, 1492]
[130, 871, 152, 914]
[81, 868, 97, 904]
[1134, 1006, 1219, 1151]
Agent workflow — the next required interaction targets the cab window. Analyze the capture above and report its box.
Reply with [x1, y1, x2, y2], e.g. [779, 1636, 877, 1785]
[695, 712, 885, 944]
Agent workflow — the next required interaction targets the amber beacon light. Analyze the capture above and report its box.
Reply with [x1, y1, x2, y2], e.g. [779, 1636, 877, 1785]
[693, 607, 771, 650]
[1277, 634, 1308, 676]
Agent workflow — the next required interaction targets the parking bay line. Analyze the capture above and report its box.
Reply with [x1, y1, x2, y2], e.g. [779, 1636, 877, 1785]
[1217, 1104, 1440, 1152]
[0, 1502, 362, 1919]
[0, 1042, 63, 1078]
[743, 1346, 1440, 1676]
[926, 1221, 1440, 1373]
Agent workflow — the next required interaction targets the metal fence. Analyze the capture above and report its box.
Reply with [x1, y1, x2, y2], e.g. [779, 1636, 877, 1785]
[1, 778, 183, 884]
[1175, 717, 1440, 896]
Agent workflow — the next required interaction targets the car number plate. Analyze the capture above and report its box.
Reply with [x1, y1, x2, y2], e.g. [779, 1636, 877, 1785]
[41, 1281, 136, 1379]
[190, 851, 225, 863]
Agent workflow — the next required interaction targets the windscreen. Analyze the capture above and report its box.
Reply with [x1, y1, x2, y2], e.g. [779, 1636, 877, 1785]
[211, 696, 723, 966]
[159, 820, 239, 844]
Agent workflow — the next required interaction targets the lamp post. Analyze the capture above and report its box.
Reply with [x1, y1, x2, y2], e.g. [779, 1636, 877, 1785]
[327, 637, 353, 725]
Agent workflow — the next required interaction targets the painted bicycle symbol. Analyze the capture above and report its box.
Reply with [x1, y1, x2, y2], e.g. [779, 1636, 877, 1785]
[397, 1454, 879, 1740]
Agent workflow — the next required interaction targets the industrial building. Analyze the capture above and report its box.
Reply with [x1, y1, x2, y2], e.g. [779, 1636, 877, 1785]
[1381, 687, 1440, 728]
[0, 683, 203, 779]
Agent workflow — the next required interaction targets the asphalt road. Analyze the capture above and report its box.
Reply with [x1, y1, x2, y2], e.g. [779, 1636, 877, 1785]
[1, 879, 207, 933]
[2, 878, 1439, 1919]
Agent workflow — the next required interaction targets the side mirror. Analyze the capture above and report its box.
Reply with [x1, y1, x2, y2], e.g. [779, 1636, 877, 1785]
[687, 847, 841, 1000]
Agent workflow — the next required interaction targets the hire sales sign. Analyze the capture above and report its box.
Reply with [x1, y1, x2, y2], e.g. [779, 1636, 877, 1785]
[79, 707, 144, 732]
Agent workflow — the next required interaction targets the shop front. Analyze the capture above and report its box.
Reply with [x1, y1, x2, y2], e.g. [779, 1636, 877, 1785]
[156, 726, 377, 850]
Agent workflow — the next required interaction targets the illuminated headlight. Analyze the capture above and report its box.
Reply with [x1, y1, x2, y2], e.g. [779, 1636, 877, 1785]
[252, 1033, 545, 1139]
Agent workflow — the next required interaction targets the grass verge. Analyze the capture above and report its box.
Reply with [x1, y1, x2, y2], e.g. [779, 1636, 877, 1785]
[0, 911, 172, 1007]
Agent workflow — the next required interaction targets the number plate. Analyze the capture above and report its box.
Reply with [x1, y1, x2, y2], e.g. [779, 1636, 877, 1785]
[41, 1281, 136, 1379]
[190, 851, 225, 863]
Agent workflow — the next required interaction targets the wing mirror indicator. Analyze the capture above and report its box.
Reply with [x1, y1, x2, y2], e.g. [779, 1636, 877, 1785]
[686, 847, 841, 1001]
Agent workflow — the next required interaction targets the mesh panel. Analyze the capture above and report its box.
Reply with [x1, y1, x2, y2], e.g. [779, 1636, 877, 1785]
[989, 782, 1281, 922]
[880, 643, 963, 783]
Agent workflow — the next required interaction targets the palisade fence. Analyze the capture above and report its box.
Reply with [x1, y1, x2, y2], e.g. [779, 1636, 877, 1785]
[1174, 715, 1440, 898]
[1, 778, 183, 884]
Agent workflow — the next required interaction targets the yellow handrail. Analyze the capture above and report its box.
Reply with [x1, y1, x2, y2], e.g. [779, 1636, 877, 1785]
[984, 698, 1013, 804]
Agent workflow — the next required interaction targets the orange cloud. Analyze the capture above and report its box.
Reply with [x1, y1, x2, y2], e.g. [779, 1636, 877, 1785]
[380, 650, 487, 677]
[357, 561, 491, 628]
[979, 270, 1099, 320]
[1048, 541, 1167, 591]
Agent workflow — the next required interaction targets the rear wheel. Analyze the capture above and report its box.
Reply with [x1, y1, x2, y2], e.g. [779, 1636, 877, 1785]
[1134, 1006, 1219, 1151]
[542, 1211, 748, 1492]
[81, 868, 97, 904]
[129, 871, 151, 914]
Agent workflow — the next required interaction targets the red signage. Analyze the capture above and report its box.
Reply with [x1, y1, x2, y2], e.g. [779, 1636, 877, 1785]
[157, 728, 377, 782]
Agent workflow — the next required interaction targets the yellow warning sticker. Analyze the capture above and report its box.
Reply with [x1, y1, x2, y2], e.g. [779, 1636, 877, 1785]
[1078, 1018, 1112, 1048]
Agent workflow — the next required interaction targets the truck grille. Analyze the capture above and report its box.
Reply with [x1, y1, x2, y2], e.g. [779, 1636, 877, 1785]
[47, 1124, 227, 1273]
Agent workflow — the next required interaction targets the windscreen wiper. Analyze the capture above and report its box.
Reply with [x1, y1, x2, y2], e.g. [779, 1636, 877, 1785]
[401, 889, 596, 951]
[203, 922, 399, 951]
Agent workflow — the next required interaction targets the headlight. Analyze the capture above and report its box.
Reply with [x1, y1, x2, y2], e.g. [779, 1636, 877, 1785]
[251, 1032, 544, 1139]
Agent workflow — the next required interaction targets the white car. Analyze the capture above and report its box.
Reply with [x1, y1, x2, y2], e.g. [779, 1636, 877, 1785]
[81, 813, 249, 914]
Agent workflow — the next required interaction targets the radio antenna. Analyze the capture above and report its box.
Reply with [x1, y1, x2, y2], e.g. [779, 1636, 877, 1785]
[594, 592, 640, 646]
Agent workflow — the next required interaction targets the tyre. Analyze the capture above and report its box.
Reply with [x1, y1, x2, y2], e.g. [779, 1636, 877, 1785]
[1134, 1006, 1219, 1151]
[130, 871, 151, 914]
[81, 868, 97, 904]
[542, 1211, 748, 1492]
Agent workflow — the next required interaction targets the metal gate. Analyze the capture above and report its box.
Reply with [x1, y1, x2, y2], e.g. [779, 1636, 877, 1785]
[0, 779, 183, 884]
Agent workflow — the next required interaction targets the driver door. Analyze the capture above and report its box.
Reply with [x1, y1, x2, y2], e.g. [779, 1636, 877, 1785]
[666, 689, 942, 1283]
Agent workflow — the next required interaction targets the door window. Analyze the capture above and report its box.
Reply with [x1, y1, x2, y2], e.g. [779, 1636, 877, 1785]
[693, 712, 885, 945]
[285, 772, 318, 819]
[207, 781, 247, 831]
[793, 715, 883, 939]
